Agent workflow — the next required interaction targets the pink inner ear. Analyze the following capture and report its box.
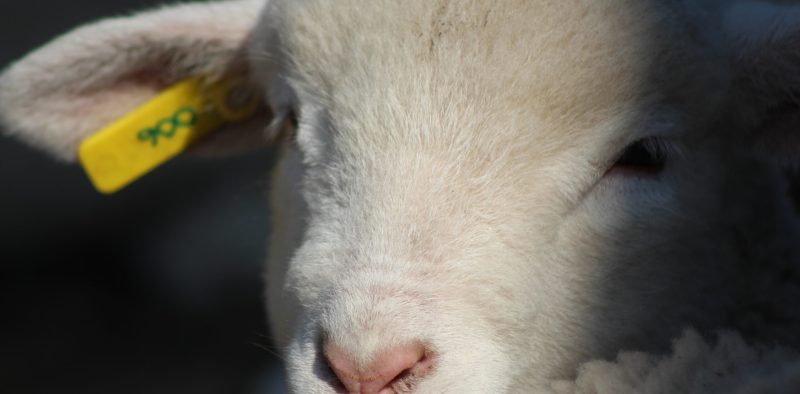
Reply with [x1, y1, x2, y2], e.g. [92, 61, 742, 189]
[45, 83, 162, 154]
[0, 0, 267, 162]
[52, 52, 177, 127]
[121, 61, 175, 92]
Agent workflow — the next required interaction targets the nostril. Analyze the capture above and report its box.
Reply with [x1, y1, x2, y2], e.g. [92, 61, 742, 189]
[323, 341, 435, 394]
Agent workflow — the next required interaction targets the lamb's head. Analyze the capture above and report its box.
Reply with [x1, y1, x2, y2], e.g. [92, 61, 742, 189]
[2, 0, 799, 393]
[262, 1, 800, 391]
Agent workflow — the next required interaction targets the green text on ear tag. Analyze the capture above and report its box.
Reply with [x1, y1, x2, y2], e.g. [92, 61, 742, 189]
[78, 77, 260, 194]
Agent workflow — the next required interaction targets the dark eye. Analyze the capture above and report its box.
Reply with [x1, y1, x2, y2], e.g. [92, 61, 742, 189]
[288, 109, 299, 129]
[609, 138, 668, 175]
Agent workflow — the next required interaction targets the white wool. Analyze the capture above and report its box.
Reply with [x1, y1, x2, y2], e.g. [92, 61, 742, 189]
[549, 330, 800, 394]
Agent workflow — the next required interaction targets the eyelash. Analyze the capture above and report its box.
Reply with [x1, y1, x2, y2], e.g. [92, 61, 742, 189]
[607, 137, 678, 176]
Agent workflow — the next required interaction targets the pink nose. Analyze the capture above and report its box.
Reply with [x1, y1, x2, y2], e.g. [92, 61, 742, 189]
[323, 341, 436, 394]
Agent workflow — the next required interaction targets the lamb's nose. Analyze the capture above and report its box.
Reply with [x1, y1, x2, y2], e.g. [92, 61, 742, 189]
[323, 341, 436, 394]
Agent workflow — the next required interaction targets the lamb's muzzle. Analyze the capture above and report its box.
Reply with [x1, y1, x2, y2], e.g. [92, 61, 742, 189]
[324, 341, 436, 394]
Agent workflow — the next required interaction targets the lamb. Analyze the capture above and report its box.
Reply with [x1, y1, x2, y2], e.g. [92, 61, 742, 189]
[1, 0, 799, 392]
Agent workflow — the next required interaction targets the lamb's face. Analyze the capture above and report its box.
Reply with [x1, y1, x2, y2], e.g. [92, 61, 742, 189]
[3, 0, 797, 392]
[256, 0, 742, 392]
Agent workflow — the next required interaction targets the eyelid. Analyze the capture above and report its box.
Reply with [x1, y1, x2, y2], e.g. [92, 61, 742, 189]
[617, 132, 684, 157]
[592, 136, 682, 179]
[627, 137, 683, 161]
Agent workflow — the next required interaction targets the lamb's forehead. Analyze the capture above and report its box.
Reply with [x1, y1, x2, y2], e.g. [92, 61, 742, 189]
[264, 0, 716, 145]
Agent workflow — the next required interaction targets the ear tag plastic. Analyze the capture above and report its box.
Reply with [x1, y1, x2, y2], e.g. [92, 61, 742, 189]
[78, 77, 260, 194]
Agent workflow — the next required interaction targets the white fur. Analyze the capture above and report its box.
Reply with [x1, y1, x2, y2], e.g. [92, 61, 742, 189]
[1, 0, 800, 393]
[550, 329, 800, 394]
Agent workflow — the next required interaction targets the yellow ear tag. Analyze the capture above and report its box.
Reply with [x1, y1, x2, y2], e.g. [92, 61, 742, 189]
[78, 77, 260, 194]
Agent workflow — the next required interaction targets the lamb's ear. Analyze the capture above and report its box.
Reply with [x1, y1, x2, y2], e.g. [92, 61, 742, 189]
[724, 1, 800, 160]
[0, 0, 271, 162]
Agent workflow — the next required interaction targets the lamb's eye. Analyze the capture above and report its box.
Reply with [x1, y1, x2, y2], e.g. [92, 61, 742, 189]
[288, 109, 299, 129]
[609, 138, 668, 175]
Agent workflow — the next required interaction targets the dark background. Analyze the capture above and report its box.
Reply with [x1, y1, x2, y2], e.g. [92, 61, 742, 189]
[0, 1, 285, 393]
